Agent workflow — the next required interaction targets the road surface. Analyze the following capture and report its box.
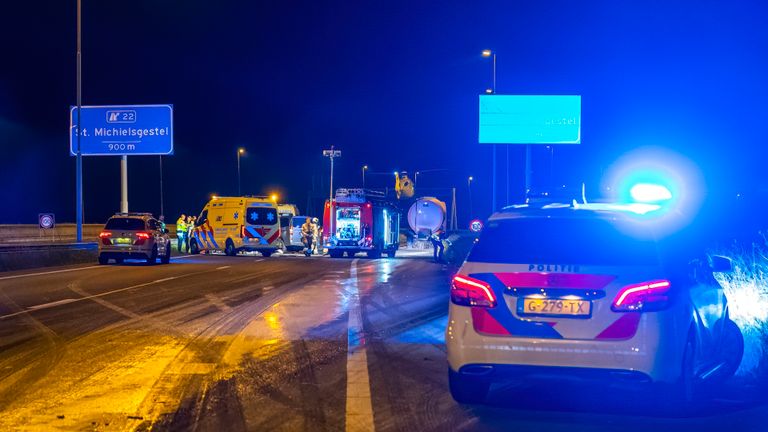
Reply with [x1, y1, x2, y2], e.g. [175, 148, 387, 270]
[0, 252, 765, 431]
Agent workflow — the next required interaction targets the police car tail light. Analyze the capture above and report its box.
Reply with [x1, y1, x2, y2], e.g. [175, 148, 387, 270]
[451, 275, 496, 308]
[612, 280, 671, 312]
[134, 232, 151, 245]
[99, 231, 112, 245]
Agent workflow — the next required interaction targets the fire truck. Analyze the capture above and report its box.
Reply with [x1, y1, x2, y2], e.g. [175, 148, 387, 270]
[322, 188, 400, 258]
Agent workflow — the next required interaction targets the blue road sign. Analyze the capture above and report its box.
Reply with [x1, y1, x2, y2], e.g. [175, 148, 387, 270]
[70, 104, 173, 156]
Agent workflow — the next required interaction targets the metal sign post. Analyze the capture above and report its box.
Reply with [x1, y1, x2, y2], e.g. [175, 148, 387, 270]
[75, 0, 83, 242]
[323, 146, 341, 236]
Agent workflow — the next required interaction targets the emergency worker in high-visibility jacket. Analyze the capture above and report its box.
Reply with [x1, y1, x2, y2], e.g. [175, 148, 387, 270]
[176, 214, 187, 253]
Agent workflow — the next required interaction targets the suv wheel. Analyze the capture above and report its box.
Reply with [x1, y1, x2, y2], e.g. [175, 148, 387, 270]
[161, 245, 171, 264]
[449, 369, 490, 404]
[225, 239, 237, 257]
[146, 245, 158, 265]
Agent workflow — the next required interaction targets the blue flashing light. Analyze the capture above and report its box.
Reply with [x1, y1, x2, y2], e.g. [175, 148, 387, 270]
[629, 183, 673, 203]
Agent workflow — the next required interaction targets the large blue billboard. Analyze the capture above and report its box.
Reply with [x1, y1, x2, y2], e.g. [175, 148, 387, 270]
[479, 95, 581, 144]
[69, 104, 174, 156]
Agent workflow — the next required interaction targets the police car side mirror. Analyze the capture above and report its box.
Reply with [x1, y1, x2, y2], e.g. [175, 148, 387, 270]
[709, 255, 732, 273]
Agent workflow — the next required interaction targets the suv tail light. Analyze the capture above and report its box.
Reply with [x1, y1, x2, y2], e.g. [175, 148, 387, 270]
[134, 232, 151, 245]
[99, 231, 112, 245]
[451, 275, 496, 308]
[612, 280, 671, 312]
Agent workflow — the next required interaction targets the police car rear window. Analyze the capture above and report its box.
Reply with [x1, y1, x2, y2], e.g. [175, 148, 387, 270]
[246, 207, 278, 225]
[467, 217, 660, 266]
[105, 218, 146, 231]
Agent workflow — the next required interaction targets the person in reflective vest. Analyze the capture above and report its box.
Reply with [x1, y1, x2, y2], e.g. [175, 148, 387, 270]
[429, 229, 445, 263]
[176, 214, 187, 253]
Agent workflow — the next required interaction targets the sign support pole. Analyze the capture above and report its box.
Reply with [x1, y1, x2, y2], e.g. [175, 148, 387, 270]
[159, 155, 164, 218]
[75, 0, 83, 242]
[323, 146, 341, 237]
[121, 155, 128, 212]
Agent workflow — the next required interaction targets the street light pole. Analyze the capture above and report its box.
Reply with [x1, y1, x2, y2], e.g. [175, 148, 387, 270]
[482, 49, 498, 212]
[362, 165, 368, 188]
[323, 146, 341, 235]
[75, 0, 83, 241]
[468, 176, 474, 219]
[237, 148, 244, 196]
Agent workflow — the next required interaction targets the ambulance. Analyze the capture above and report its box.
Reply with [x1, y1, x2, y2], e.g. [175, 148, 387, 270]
[189, 196, 282, 257]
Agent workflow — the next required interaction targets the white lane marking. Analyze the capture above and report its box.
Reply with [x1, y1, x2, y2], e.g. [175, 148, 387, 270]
[0, 254, 200, 281]
[345, 258, 374, 432]
[254, 259, 265, 263]
[0, 276, 180, 320]
[216, 266, 231, 270]
[0, 265, 101, 281]
[26, 298, 77, 310]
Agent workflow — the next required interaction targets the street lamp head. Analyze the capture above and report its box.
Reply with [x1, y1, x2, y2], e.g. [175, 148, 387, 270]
[394, 171, 399, 176]
[469, 176, 474, 181]
[482, 49, 492, 57]
[363, 165, 368, 170]
[238, 148, 245, 154]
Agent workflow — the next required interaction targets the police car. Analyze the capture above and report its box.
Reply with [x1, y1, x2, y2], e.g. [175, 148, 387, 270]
[446, 201, 744, 405]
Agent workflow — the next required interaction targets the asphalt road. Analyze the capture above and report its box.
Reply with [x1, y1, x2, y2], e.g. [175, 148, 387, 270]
[0, 252, 766, 431]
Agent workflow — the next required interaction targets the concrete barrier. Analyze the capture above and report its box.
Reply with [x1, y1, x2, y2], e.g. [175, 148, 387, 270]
[0, 223, 179, 245]
[0, 243, 99, 272]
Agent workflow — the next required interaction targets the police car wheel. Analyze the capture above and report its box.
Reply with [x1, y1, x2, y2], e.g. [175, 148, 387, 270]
[668, 335, 699, 407]
[448, 369, 490, 404]
[262, 251, 273, 258]
[717, 319, 744, 381]
[98, 255, 108, 265]
[329, 250, 343, 258]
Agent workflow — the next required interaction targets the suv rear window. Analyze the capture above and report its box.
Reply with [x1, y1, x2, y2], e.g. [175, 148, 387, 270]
[246, 207, 278, 225]
[468, 217, 660, 266]
[105, 218, 146, 231]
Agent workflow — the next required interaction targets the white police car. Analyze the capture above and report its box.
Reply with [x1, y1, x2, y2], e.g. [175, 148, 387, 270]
[446, 201, 744, 404]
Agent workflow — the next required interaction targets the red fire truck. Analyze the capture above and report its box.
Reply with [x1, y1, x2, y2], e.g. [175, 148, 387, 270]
[322, 188, 400, 258]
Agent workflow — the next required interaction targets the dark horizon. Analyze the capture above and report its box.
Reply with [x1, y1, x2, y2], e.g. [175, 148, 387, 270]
[3, 1, 768, 224]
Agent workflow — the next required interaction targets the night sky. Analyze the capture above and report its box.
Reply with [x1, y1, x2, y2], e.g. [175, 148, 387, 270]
[2, 1, 768, 225]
